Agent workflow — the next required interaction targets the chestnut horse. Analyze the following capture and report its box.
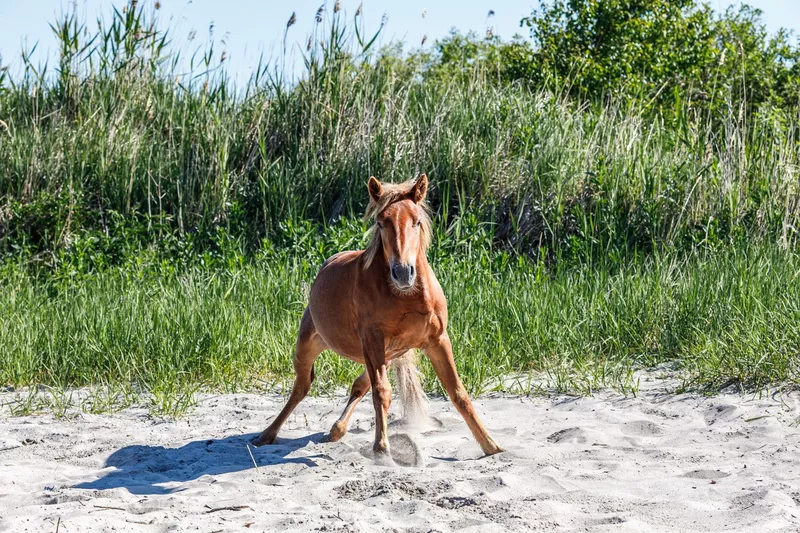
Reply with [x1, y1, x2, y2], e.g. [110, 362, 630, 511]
[253, 174, 503, 457]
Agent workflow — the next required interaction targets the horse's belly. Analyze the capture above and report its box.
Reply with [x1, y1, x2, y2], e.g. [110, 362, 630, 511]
[310, 308, 364, 362]
[315, 330, 364, 363]
[307, 251, 364, 362]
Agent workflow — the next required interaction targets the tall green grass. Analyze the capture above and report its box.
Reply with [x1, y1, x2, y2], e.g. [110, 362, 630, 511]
[1, 2, 800, 414]
[2, 234, 799, 409]
[1, 1, 799, 263]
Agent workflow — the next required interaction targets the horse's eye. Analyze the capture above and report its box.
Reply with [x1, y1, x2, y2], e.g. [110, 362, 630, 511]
[415, 220, 422, 227]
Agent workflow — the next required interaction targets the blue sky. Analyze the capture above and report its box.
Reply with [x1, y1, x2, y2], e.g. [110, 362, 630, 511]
[1, 0, 799, 84]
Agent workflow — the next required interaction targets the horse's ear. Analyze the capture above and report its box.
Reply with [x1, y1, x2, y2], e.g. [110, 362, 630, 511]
[367, 176, 382, 203]
[412, 173, 428, 203]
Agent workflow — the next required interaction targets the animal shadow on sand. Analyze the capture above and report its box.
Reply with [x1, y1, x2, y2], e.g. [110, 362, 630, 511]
[74, 432, 326, 495]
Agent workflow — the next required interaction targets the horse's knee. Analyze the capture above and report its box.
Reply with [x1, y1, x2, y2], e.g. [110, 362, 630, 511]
[290, 383, 311, 400]
[292, 358, 315, 381]
[289, 367, 314, 398]
[351, 372, 370, 396]
[373, 380, 392, 410]
[451, 388, 471, 412]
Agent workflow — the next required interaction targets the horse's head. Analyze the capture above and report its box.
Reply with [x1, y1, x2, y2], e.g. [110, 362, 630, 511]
[363, 174, 431, 292]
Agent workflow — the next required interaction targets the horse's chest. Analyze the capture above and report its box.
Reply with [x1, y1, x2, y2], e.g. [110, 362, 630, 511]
[384, 309, 441, 353]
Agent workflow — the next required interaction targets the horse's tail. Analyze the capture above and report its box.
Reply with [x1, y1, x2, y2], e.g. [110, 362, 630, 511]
[392, 350, 429, 427]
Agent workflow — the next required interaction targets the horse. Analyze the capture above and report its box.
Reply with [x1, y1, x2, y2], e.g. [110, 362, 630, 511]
[252, 174, 503, 458]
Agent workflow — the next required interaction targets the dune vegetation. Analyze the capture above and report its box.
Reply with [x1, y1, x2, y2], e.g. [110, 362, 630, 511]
[1, 0, 799, 414]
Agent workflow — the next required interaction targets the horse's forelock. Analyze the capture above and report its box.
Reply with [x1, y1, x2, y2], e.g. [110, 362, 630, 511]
[363, 178, 431, 270]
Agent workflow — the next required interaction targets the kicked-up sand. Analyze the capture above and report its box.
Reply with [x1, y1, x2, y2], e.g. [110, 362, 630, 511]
[1, 374, 799, 532]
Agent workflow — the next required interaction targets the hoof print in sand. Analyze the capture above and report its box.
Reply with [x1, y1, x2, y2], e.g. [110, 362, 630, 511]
[620, 420, 663, 436]
[435, 495, 480, 509]
[336, 477, 452, 502]
[705, 404, 738, 425]
[547, 427, 586, 444]
[682, 469, 730, 479]
[389, 433, 424, 467]
[359, 433, 423, 467]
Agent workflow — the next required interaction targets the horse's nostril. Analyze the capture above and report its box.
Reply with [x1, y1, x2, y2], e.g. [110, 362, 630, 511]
[390, 263, 415, 286]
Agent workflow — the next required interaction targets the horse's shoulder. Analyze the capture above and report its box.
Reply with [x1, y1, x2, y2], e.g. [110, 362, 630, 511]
[423, 268, 445, 301]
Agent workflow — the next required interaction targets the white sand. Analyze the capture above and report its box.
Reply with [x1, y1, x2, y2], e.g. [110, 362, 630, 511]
[2, 375, 800, 532]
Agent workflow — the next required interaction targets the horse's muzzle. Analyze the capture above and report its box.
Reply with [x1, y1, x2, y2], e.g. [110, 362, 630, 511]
[390, 262, 416, 289]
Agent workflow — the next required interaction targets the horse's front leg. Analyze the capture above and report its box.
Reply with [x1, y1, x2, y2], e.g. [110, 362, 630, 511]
[253, 309, 324, 446]
[424, 333, 504, 456]
[361, 328, 392, 457]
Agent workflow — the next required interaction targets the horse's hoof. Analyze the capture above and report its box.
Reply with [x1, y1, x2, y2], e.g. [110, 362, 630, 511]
[480, 436, 504, 456]
[373, 449, 395, 466]
[328, 423, 346, 442]
[482, 444, 505, 456]
[252, 432, 277, 446]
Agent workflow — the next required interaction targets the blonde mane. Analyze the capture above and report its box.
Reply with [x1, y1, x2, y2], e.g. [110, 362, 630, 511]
[362, 177, 432, 269]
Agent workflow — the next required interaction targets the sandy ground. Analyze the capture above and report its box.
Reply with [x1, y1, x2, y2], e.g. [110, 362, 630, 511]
[1, 375, 800, 533]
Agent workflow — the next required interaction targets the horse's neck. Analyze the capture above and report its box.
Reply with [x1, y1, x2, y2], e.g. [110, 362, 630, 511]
[415, 251, 431, 275]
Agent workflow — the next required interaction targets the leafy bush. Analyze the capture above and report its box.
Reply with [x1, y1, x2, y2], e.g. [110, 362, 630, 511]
[430, 1, 800, 113]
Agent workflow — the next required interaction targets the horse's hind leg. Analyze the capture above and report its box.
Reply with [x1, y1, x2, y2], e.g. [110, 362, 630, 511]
[253, 309, 325, 446]
[329, 370, 370, 442]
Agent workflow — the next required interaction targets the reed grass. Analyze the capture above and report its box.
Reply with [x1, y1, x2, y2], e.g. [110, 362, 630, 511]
[1, 2, 799, 415]
[1, 1, 798, 260]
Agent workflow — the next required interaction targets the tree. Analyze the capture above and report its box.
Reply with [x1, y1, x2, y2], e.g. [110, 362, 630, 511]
[521, 0, 718, 99]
